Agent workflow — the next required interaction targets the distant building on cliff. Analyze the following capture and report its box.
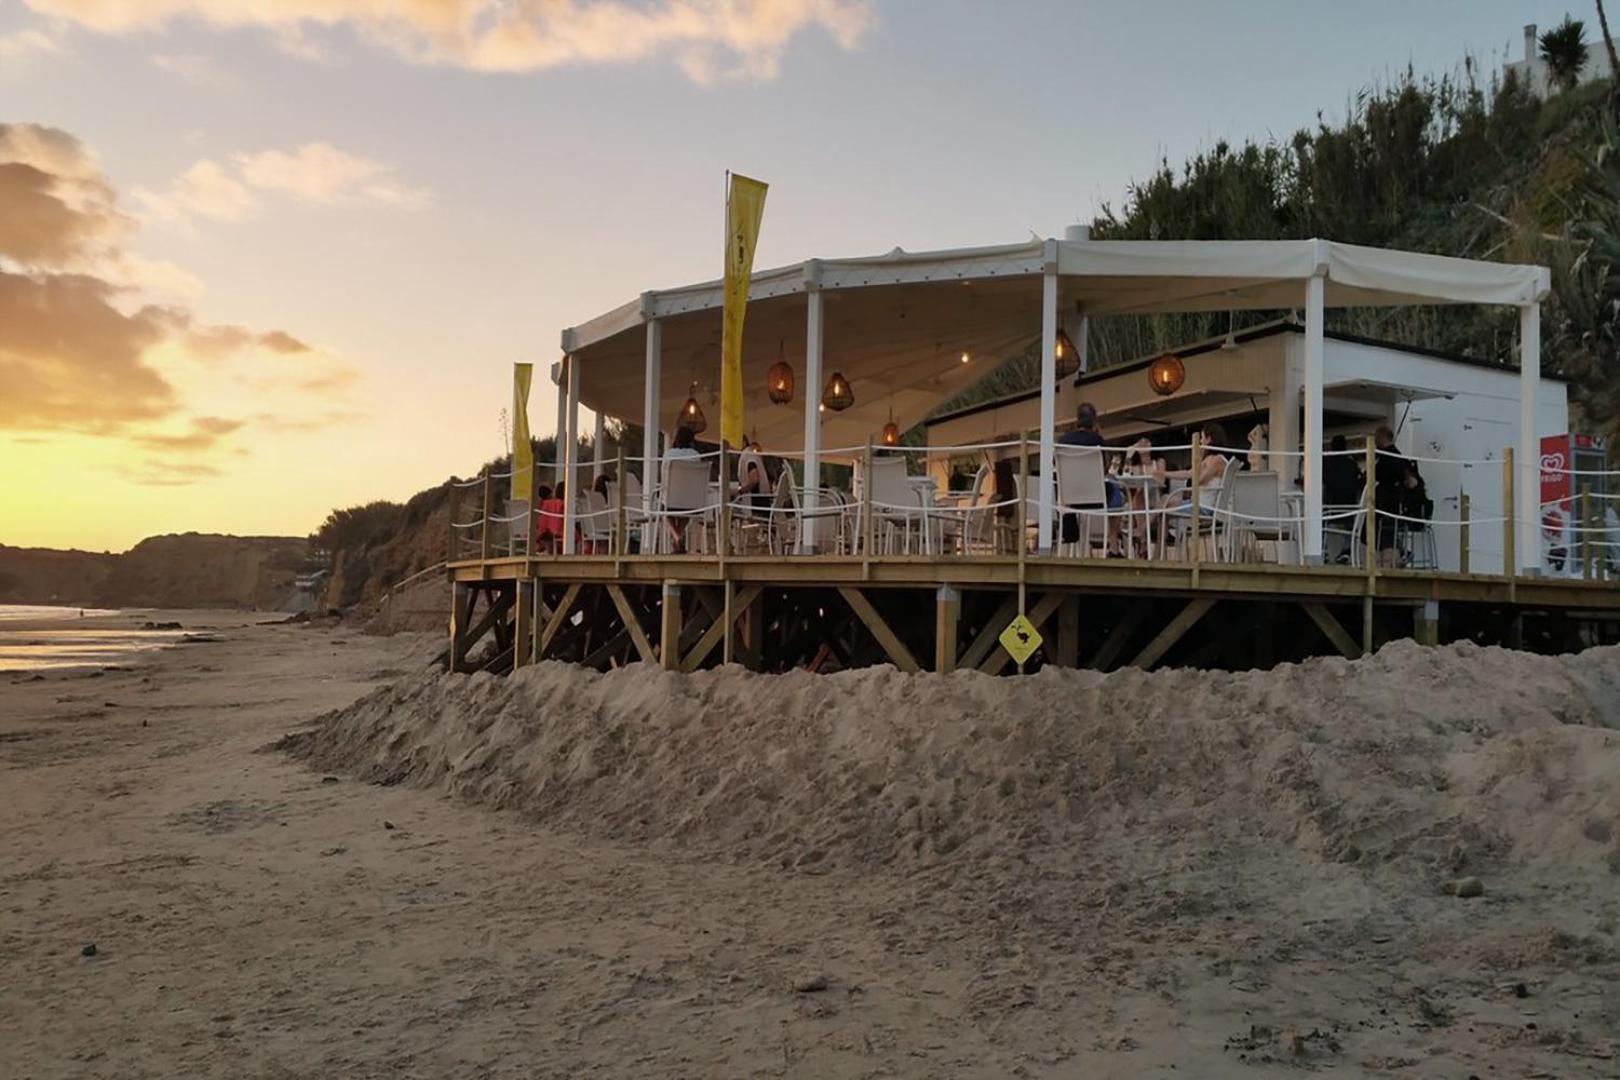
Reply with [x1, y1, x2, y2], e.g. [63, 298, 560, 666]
[1505, 22, 1615, 97]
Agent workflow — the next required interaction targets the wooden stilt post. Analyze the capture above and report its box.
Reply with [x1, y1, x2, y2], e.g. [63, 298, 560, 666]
[1414, 600, 1440, 646]
[660, 581, 682, 671]
[723, 579, 735, 665]
[513, 580, 533, 670]
[1056, 595, 1080, 668]
[935, 585, 960, 673]
[448, 581, 467, 671]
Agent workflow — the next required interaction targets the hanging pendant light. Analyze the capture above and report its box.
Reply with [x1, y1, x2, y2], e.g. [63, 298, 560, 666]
[679, 380, 707, 433]
[881, 405, 900, 446]
[1053, 328, 1080, 379]
[822, 371, 854, 412]
[766, 340, 794, 405]
[1147, 353, 1185, 397]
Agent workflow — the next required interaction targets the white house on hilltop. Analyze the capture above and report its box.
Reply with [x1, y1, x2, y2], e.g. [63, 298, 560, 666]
[1505, 21, 1616, 97]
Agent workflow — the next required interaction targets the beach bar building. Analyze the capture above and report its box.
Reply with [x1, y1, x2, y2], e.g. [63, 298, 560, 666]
[446, 231, 1620, 675]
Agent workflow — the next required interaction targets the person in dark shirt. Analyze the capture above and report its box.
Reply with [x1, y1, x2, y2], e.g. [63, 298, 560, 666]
[1056, 402, 1123, 552]
[1322, 434, 1364, 563]
[1372, 425, 1411, 567]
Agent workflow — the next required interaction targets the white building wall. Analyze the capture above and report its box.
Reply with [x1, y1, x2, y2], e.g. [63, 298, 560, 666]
[1324, 338, 1568, 573]
[1505, 22, 1616, 98]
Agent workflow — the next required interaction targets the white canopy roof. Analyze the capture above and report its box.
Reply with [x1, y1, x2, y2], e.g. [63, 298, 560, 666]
[562, 237, 1550, 451]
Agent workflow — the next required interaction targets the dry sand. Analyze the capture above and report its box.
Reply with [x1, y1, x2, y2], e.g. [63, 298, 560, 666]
[3, 613, 1619, 1078]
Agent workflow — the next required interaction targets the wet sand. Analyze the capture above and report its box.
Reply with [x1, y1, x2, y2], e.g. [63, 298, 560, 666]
[2, 615, 1617, 1078]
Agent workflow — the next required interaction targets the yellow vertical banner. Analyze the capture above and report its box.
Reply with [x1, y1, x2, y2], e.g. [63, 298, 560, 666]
[510, 362, 533, 502]
[722, 172, 767, 448]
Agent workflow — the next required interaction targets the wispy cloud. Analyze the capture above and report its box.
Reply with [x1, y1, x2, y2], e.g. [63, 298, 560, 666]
[235, 143, 431, 208]
[23, 0, 873, 81]
[137, 141, 430, 226]
[0, 26, 63, 63]
[150, 52, 230, 87]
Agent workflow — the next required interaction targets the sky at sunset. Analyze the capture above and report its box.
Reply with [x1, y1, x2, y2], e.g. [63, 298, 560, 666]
[0, 0, 1593, 551]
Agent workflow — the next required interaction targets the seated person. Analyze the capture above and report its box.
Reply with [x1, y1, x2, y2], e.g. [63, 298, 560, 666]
[1164, 422, 1231, 510]
[1323, 434, 1365, 564]
[736, 438, 772, 514]
[536, 483, 563, 553]
[662, 425, 701, 553]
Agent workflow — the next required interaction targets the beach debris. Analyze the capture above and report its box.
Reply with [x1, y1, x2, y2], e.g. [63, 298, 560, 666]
[1514, 981, 1530, 998]
[791, 972, 828, 993]
[318, 846, 346, 857]
[320, 776, 340, 784]
[383, 820, 396, 830]
[141, 621, 183, 631]
[80, 943, 97, 957]
[1444, 876, 1485, 898]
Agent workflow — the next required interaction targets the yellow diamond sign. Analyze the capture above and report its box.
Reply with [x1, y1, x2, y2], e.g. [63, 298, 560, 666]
[999, 612, 1043, 667]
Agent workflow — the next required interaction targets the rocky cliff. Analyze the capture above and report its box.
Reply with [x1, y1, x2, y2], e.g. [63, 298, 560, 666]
[0, 533, 313, 610]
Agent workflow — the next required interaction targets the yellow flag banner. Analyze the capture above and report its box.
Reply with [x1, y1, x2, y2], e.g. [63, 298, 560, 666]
[510, 362, 534, 503]
[721, 172, 767, 448]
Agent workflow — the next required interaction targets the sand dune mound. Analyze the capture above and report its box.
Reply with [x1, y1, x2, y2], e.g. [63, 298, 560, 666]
[285, 642, 1620, 902]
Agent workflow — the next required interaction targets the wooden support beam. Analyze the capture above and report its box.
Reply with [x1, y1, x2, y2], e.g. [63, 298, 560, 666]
[660, 582, 682, 670]
[959, 594, 1019, 671]
[683, 586, 763, 672]
[448, 582, 473, 672]
[837, 586, 921, 674]
[1055, 595, 1080, 669]
[723, 579, 736, 665]
[743, 588, 765, 668]
[1089, 604, 1147, 672]
[605, 583, 657, 664]
[513, 581, 534, 670]
[1302, 601, 1362, 660]
[1414, 600, 1440, 647]
[935, 585, 960, 673]
[453, 586, 514, 670]
[1128, 597, 1216, 671]
[538, 583, 582, 658]
[981, 590, 1065, 675]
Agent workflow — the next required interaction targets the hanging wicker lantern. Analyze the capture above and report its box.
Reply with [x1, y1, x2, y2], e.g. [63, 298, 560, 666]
[766, 356, 794, 404]
[678, 381, 707, 433]
[881, 406, 900, 446]
[822, 371, 854, 412]
[1148, 353, 1185, 397]
[1054, 328, 1080, 379]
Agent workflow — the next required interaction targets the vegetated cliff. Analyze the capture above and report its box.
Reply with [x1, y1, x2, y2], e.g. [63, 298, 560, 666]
[316, 482, 454, 618]
[0, 533, 312, 609]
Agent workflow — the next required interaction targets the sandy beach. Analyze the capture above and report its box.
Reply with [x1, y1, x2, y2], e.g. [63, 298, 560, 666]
[3, 614, 1619, 1078]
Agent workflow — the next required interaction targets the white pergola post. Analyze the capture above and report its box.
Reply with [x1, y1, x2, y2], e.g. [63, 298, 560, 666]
[642, 315, 662, 531]
[552, 360, 567, 488]
[1518, 301, 1541, 573]
[1302, 270, 1326, 562]
[592, 412, 606, 478]
[799, 263, 824, 554]
[562, 353, 580, 554]
[1036, 239, 1058, 554]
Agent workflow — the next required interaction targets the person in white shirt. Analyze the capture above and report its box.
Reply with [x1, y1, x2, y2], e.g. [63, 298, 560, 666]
[736, 438, 772, 516]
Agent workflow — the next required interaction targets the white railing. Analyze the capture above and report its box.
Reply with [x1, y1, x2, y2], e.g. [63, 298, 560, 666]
[444, 439, 1620, 581]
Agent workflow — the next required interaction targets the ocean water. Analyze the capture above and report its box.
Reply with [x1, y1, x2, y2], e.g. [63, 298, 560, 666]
[0, 605, 181, 673]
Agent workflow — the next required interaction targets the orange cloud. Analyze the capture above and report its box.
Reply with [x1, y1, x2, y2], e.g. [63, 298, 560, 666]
[23, 0, 873, 80]
[0, 122, 357, 473]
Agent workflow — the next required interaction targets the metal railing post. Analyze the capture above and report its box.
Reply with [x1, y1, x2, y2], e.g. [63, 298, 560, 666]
[1459, 491, 1471, 575]
[480, 471, 493, 562]
[1503, 447, 1516, 587]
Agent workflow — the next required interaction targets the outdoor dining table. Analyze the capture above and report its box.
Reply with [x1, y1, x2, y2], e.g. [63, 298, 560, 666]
[1112, 472, 1160, 561]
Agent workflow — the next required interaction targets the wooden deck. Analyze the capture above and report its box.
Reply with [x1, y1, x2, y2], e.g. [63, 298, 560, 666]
[443, 553, 1620, 676]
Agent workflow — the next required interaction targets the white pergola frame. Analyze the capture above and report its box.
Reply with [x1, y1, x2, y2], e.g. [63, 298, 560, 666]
[557, 236, 1551, 569]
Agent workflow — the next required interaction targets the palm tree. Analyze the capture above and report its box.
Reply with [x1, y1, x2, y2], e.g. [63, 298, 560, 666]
[1541, 15, 1589, 92]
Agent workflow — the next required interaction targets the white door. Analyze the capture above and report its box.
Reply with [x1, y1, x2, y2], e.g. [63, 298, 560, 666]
[1459, 418, 1512, 574]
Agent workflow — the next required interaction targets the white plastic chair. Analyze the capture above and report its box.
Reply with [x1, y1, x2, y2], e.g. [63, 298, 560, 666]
[579, 490, 613, 552]
[661, 457, 713, 554]
[1054, 444, 1126, 557]
[1166, 455, 1241, 561]
[1226, 470, 1294, 563]
[857, 456, 927, 554]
